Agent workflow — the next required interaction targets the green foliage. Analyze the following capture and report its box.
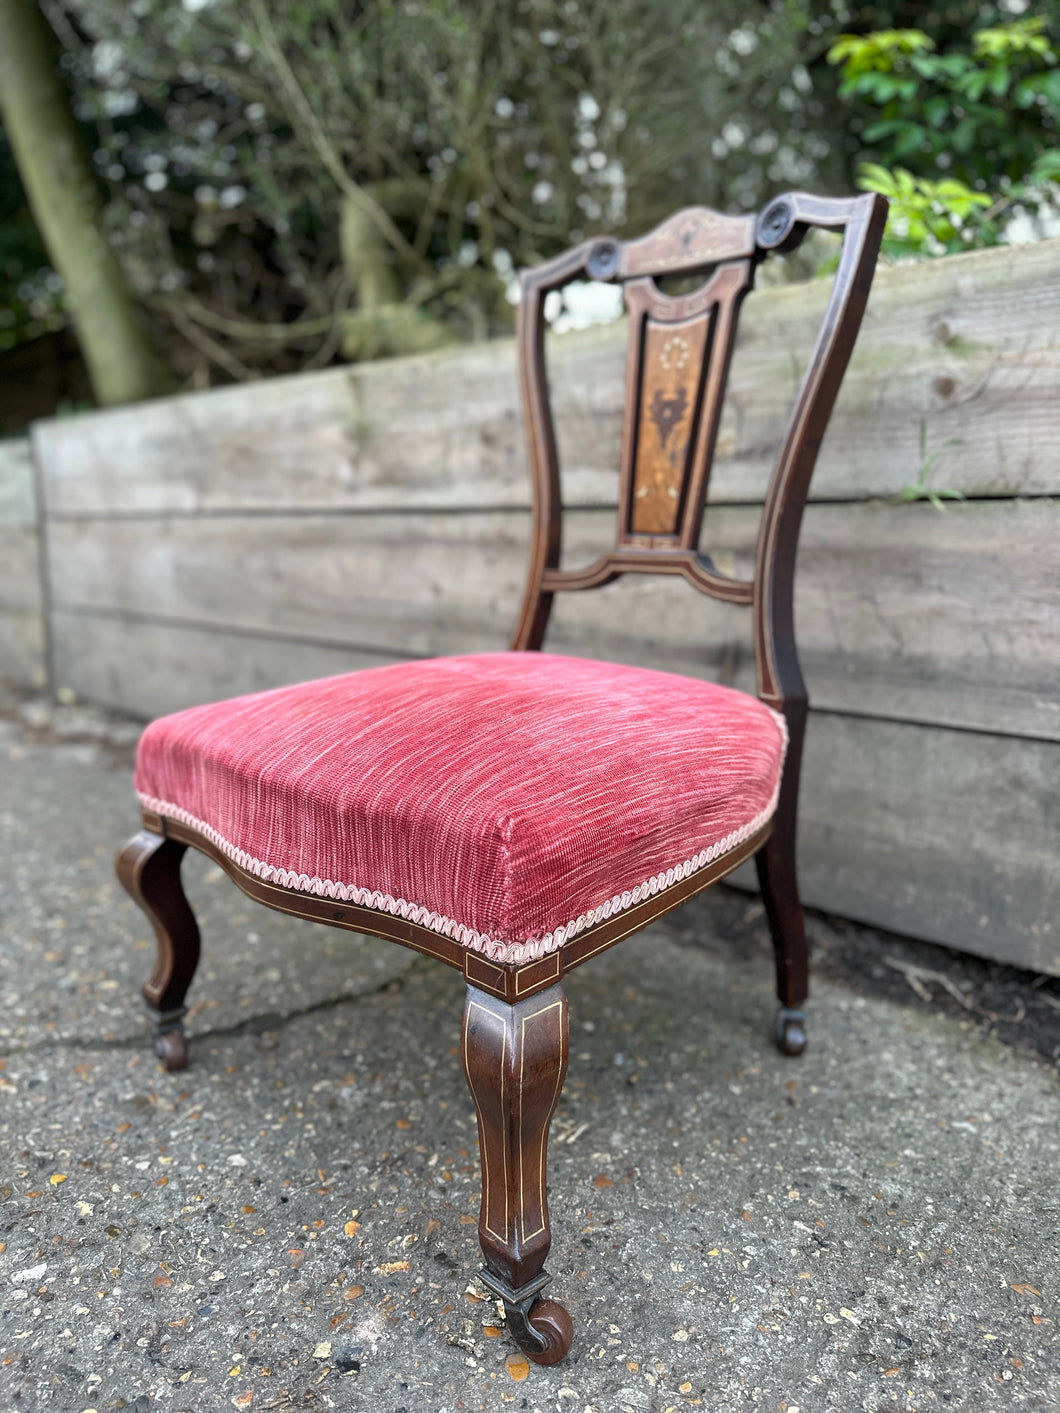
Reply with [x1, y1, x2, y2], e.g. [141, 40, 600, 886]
[828, 29, 936, 85]
[4, 0, 835, 382]
[4, 1, 1059, 390]
[893, 423, 965, 511]
[855, 163, 992, 257]
[828, 16, 1060, 256]
[0, 130, 65, 352]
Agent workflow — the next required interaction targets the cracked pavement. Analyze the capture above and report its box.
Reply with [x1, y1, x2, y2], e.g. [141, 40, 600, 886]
[1, 688, 1059, 1412]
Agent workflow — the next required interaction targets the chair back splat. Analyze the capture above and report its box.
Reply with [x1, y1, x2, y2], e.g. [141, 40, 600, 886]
[116, 190, 886, 1369]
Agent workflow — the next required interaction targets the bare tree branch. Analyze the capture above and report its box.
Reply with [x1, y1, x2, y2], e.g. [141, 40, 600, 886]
[249, 0, 420, 269]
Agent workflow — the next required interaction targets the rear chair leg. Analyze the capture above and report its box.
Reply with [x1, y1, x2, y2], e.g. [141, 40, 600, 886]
[115, 830, 201, 1071]
[461, 981, 574, 1366]
[755, 825, 809, 1058]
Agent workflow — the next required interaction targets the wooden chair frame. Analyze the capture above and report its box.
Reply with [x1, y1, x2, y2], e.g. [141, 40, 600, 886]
[116, 189, 886, 1365]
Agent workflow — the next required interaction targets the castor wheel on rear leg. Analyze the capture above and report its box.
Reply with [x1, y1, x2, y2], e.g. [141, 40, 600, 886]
[155, 1029, 188, 1070]
[775, 1006, 807, 1057]
[755, 787, 810, 1062]
[148, 1005, 189, 1071]
[116, 831, 201, 1070]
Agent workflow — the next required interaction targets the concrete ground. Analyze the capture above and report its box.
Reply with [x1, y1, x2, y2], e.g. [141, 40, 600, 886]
[1, 689, 1058, 1413]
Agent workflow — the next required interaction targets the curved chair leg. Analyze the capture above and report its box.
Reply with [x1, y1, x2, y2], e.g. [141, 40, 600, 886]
[755, 815, 808, 1057]
[115, 830, 201, 1071]
[461, 981, 573, 1366]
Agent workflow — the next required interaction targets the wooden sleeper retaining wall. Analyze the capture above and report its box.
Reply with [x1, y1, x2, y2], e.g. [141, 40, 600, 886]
[18, 237, 1060, 975]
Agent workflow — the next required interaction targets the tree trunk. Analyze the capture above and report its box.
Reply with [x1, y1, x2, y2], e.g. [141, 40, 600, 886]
[0, 0, 177, 404]
[339, 182, 453, 360]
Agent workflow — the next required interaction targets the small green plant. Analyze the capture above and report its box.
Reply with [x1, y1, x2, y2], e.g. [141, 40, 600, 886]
[893, 422, 965, 511]
[856, 164, 993, 258]
[828, 18, 1060, 256]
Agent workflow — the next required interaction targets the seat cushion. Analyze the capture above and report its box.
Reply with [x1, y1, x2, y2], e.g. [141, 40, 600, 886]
[135, 653, 786, 965]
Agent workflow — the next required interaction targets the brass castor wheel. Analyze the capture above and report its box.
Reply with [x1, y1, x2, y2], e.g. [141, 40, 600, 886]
[146, 1005, 189, 1071]
[776, 1006, 807, 1057]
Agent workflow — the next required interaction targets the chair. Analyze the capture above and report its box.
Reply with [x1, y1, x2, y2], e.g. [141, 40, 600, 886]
[116, 189, 886, 1366]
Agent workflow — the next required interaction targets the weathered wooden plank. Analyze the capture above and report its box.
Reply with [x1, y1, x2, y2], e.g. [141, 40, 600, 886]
[47, 511, 524, 661]
[0, 525, 43, 613]
[47, 498, 1060, 740]
[33, 237, 1060, 516]
[0, 438, 36, 527]
[0, 438, 47, 687]
[49, 610, 403, 718]
[713, 234, 1060, 504]
[0, 611, 47, 687]
[554, 498, 1060, 742]
[731, 713, 1060, 978]
[0, 513, 46, 687]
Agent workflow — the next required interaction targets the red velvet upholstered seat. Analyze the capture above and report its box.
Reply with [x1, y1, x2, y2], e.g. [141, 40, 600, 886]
[135, 652, 785, 965]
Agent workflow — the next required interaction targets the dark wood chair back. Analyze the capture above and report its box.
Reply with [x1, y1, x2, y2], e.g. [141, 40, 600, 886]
[511, 191, 887, 740]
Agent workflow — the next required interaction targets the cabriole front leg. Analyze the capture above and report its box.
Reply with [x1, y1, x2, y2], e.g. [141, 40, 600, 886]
[461, 981, 573, 1366]
[115, 830, 201, 1070]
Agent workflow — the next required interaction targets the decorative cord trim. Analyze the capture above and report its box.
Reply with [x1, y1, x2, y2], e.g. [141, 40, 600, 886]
[137, 791, 779, 964]
[139, 710, 788, 967]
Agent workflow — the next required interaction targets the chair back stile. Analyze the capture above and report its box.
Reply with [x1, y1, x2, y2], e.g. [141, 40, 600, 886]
[510, 191, 889, 756]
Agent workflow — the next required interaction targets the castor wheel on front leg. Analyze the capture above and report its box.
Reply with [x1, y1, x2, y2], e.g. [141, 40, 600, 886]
[147, 1005, 189, 1071]
[775, 1005, 807, 1057]
[516, 1298, 574, 1366]
[480, 1269, 574, 1366]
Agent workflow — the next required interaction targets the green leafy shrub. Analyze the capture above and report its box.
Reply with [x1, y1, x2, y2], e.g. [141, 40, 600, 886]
[828, 17, 1060, 256]
[854, 164, 993, 257]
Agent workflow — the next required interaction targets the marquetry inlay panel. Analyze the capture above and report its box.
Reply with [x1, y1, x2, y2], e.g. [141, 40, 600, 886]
[629, 315, 714, 534]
